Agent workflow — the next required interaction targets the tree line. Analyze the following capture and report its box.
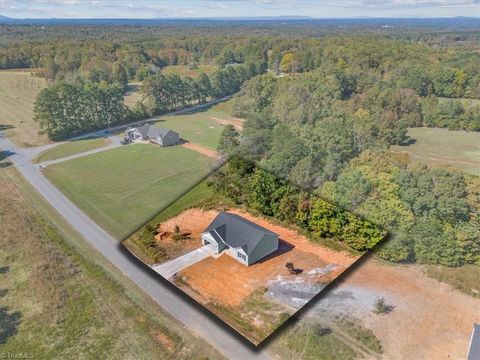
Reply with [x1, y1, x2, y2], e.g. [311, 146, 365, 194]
[34, 79, 126, 139]
[208, 158, 386, 252]
[140, 61, 266, 116]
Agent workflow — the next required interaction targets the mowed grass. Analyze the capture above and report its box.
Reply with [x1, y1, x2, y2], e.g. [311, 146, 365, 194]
[391, 127, 480, 176]
[154, 99, 240, 150]
[43, 144, 217, 239]
[0, 165, 222, 359]
[0, 69, 48, 146]
[162, 64, 218, 78]
[34, 137, 111, 163]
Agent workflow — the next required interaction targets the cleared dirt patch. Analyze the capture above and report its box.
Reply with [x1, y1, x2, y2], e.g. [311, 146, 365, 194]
[161, 208, 358, 306]
[181, 142, 221, 158]
[209, 116, 244, 131]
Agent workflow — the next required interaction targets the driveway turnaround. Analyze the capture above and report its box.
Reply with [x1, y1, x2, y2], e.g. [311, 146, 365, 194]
[153, 245, 214, 279]
[0, 132, 271, 360]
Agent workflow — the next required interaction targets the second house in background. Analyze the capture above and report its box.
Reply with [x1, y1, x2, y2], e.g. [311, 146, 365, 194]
[125, 124, 180, 147]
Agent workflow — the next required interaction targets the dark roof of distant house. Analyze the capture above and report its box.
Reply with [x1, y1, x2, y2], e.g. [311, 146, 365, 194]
[136, 124, 177, 139]
[468, 323, 480, 360]
[204, 212, 278, 255]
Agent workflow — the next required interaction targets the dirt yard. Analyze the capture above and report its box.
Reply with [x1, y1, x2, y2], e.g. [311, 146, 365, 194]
[310, 259, 480, 360]
[160, 208, 359, 307]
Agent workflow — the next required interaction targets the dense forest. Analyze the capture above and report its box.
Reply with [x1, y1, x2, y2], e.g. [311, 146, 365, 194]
[216, 34, 480, 266]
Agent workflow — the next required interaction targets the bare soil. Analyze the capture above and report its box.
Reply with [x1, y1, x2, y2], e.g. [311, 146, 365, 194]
[181, 142, 221, 158]
[311, 259, 480, 360]
[209, 116, 244, 131]
[161, 208, 359, 306]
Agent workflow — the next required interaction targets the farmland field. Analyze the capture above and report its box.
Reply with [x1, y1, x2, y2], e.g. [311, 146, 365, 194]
[34, 137, 111, 163]
[391, 127, 480, 176]
[154, 99, 242, 150]
[0, 165, 221, 359]
[43, 144, 218, 239]
[0, 69, 48, 146]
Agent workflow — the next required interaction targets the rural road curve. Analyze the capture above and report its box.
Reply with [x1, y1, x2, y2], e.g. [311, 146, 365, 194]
[0, 133, 272, 360]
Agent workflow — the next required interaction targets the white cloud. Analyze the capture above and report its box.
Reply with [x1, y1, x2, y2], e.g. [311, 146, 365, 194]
[207, 1, 228, 9]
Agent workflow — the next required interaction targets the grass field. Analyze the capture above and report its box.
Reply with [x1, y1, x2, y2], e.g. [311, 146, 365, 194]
[154, 99, 240, 150]
[0, 165, 221, 359]
[34, 137, 111, 163]
[425, 264, 480, 298]
[391, 127, 480, 176]
[43, 144, 217, 239]
[162, 65, 218, 78]
[0, 69, 48, 146]
[271, 321, 358, 359]
[124, 81, 143, 108]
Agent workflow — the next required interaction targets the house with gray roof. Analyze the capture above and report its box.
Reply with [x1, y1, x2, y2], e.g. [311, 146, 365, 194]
[201, 212, 279, 266]
[468, 323, 480, 360]
[125, 124, 180, 147]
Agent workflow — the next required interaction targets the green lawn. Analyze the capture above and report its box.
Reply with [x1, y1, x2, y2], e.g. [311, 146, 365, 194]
[43, 144, 217, 239]
[154, 99, 239, 150]
[391, 127, 480, 176]
[34, 137, 111, 163]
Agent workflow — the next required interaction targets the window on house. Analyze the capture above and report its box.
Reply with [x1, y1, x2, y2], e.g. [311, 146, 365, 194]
[237, 252, 246, 261]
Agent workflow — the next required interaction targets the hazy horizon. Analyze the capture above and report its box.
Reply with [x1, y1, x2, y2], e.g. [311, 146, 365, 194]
[1, 0, 479, 19]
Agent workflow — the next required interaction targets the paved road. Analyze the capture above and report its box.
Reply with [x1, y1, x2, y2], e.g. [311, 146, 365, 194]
[36, 135, 123, 168]
[152, 245, 215, 279]
[0, 133, 271, 360]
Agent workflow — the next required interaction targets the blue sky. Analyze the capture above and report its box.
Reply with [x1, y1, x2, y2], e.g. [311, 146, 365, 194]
[1, 0, 479, 19]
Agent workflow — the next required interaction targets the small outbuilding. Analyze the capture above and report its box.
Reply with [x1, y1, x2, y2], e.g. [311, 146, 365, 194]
[201, 212, 279, 266]
[468, 323, 480, 360]
[125, 124, 180, 147]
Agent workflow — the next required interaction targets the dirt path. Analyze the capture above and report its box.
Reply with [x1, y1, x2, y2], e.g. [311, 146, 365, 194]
[181, 142, 222, 159]
[209, 116, 244, 131]
[309, 259, 480, 360]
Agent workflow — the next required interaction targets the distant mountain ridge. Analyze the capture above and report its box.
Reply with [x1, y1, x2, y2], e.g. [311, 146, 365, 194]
[0, 15, 478, 27]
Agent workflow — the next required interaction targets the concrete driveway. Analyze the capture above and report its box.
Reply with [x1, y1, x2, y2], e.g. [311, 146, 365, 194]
[152, 245, 214, 279]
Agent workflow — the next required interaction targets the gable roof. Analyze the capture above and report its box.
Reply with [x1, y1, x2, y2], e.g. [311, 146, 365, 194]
[136, 124, 177, 139]
[204, 212, 278, 255]
[468, 323, 480, 360]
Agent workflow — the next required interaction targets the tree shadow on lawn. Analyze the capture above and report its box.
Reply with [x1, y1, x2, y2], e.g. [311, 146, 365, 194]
[0, 306, 22, 345]
[0, 150, 15, 168]
[0, 124, 14, 131]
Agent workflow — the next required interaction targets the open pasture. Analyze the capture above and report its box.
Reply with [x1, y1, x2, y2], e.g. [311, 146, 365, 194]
[0, 69, 48, 146]
[154, 99, 242, 150]
[391, 127, 480, 176]
[43, 144, 217, 239]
